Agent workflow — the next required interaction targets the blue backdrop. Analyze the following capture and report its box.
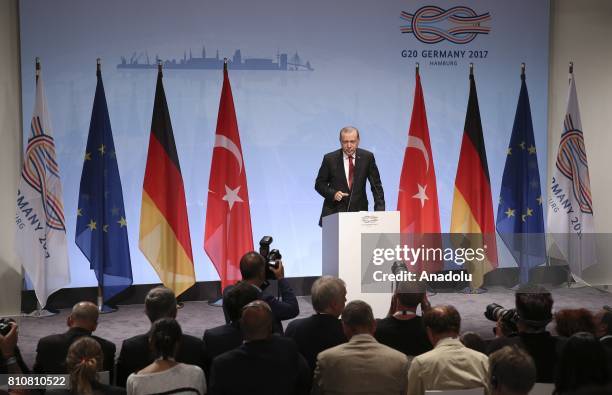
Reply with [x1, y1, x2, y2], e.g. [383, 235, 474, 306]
[19, 0, 550, 288]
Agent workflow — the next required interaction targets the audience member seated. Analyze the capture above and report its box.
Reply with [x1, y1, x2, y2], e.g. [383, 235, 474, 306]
[594, 308, 612, 346]
[461, 331, 487, 355]
[33, 302, 115, 378]
[407, 305, 488, 395]
[312, 300, 409, 395]
[487, 285, 561, 383]
[209, 300, 310, 395]
[554, 332, 610, 395]
[203, 281, 259, 379]
[46, 337, 125, 395]
[116, 287, 205, 387]
[126, 318, 206, 395]
[223, 251, 299, 334]
[594, 307, 612, 373]
[555, 308, 596, 337]
[488, 345, 536, 395]
[285, 275, 347, 372]
[374, 280, 432, 359]
[0, 320, 29, 376]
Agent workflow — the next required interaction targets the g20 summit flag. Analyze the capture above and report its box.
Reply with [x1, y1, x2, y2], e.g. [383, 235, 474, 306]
[547, 70, 596, 276]
[15, 66, 70, 307]
[140, 65, 195, 296]
[496, 69, 545, 285]
[76, 63, 132, 303]
[205, 63, 254, 290]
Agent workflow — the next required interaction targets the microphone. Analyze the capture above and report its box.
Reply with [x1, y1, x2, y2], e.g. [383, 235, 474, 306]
[346, 186, 353, 212]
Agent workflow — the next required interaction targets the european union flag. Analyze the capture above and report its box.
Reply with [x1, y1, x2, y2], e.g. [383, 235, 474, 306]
[76, 65, 132, 302]
[496, 70, 546, 284]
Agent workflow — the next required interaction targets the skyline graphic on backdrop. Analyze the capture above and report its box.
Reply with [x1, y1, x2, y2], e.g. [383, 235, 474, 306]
[118, 46, 314, 71]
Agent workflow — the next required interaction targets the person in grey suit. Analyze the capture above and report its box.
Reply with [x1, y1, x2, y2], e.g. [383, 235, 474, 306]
[315, 126, 385, 226]
[312, 300, 409, 394]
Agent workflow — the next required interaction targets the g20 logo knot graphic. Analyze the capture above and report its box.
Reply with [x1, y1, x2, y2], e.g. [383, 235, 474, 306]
[400, 6, 491, 44]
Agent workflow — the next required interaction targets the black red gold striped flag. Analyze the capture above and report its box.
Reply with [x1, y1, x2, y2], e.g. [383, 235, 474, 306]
[450, 71, 498, 289]
[139, 68, 195, 296]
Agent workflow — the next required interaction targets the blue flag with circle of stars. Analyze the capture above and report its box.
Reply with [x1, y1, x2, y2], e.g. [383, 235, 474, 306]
[496, 71, 546, 285]
[75, 66, 132, 302]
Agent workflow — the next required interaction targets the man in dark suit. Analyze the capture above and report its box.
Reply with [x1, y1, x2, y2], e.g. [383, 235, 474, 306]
[115, 287, 205, 387]
[33, 302, 115, 377]
[487, 285, 561, 383]
[210, 300, 310, 395]
[222, 251, 299, 334]
[285, 276, 347, 372]
[315, 126, 385, 226]
[203, 281, 259, 380]
[595, 307, 612, 374]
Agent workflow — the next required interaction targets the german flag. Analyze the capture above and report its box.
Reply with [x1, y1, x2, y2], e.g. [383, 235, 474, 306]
[450, 71, 498, 289]
[139, 67, 195, 296]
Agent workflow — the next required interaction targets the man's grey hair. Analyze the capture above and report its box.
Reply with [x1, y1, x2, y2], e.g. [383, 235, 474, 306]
[311, 276, 346, 312]
[339, 126, 360, 140]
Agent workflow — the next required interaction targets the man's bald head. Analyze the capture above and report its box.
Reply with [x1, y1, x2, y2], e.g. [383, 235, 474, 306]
[68, 301, 99, 331]
[240, 300, 273, 341]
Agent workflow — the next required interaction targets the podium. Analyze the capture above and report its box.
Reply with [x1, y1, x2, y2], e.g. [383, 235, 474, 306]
[322, 211, 400, 318]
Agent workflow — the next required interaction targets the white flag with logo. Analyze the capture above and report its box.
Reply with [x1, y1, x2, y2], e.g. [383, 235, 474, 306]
[15, 72, 70, 307]
[547, 73, 596, 276]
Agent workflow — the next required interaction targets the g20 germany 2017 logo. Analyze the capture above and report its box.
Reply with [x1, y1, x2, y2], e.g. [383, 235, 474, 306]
[400, 5, 491, 44]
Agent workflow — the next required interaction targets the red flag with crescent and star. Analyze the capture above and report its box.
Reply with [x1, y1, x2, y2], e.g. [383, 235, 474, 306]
[204, 64, 254, 290]
[397, 71, 442, 274]
[398, 71, 441, 234]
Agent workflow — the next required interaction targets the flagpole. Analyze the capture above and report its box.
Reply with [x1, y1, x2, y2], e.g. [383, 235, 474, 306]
[27, 58, 58, 318]
[207, 57, 230, 308]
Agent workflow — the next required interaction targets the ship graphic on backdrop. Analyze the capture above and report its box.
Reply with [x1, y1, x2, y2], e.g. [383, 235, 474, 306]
[118, 45, 313, 71]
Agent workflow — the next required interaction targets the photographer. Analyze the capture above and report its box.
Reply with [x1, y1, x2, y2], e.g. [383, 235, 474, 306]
[0, 320, 28, 375]
[223, 251, 299, 334]
[486, 285, 561, 383]
[1, 320, 29, 395]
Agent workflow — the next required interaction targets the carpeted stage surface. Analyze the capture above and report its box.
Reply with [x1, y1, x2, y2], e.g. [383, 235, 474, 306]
[15, 285, 612, 368]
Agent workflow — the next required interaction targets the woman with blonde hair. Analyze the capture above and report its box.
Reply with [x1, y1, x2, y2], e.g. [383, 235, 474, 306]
[46, 336, 124, 395]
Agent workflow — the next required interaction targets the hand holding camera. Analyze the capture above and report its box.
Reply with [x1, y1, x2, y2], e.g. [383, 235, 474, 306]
[0, 319, 18, 358]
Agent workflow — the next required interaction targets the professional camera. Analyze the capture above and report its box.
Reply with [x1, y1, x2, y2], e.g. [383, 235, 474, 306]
[0, 318, 15, 336]
[259, 236, 282, 280]
[484, 303, 519, 323]
[484, 303, 518, 335]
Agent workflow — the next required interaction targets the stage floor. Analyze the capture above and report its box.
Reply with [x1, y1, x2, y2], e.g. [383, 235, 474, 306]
[15, 285, 612, 369]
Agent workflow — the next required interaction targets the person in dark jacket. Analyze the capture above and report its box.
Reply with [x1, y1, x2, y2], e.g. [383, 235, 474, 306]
[33, 302, 115, 380]
[115, 287, 205, 387]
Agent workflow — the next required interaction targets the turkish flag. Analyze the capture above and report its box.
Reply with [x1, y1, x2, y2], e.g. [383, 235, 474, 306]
[397, 71, 441, 273]
[204, 65, 254, 290]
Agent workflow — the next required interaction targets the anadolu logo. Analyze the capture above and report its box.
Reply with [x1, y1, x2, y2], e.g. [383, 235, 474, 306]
[400, 5, 491, 44]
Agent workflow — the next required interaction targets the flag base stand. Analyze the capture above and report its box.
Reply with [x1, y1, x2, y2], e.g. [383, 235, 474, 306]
[458, 287, 488, 294]
[99, 304, 117, 314]
[26, 308, 59, 318]
[97, 287, 118, 314]
[208, 297, 223, 307]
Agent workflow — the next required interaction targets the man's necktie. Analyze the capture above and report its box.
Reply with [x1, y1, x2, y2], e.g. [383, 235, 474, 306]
[348, 155, 354, 190]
